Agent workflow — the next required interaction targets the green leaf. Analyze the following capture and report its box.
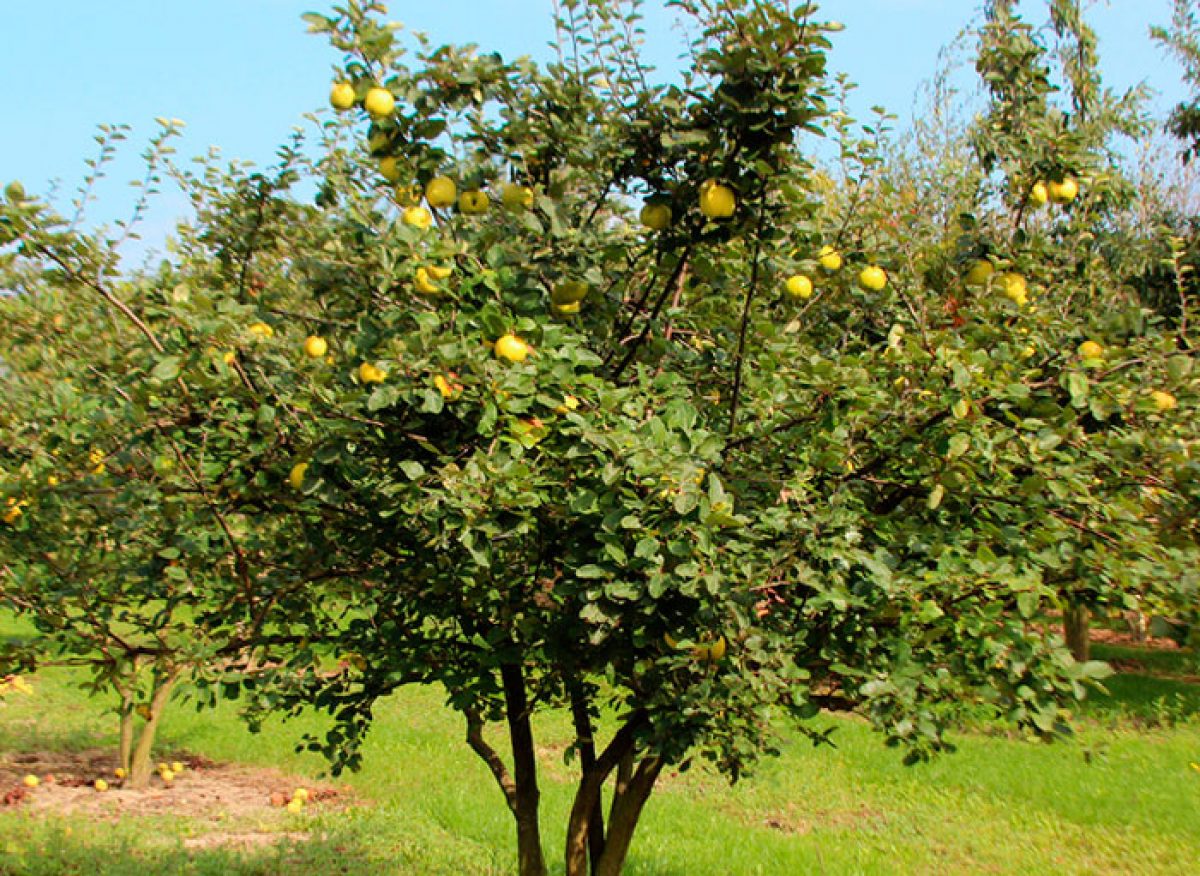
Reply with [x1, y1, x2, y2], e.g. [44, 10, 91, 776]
[927, 484, 945, 510]
[1066, 372, 1089, 407]
[151, 356, 182, 382]
[399, 461, 425, 480]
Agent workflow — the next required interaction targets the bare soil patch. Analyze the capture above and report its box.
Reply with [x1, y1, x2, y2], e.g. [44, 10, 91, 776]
[0, 748, 353, 846]
[1089, 627, 1183, 651]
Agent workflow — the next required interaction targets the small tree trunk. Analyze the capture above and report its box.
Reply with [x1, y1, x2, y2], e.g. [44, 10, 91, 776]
[1063, 601, 1090, 662]
[118, 688, 135, 774]
[594, 756, 663, 876]
[1123, 610, 1148, 643]
[501, 664, 547, 876]
[568, 684, 605, 872]
[127, 672, 178, 790]
[564, 718, 642, 876]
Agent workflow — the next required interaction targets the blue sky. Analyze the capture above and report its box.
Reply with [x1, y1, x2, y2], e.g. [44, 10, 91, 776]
[1, 1, 1188, 255]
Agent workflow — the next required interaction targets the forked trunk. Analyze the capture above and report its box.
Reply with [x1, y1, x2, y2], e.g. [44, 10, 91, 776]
[593, 756, 662, 876]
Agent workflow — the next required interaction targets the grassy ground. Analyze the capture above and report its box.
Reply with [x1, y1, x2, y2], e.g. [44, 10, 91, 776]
[1, 622, 1198, 875]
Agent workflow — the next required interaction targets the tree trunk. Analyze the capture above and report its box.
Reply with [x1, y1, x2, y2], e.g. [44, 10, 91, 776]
[501, 664, 547, 876]
[1123, 610, 1148, 643]
[127, 672, 177, 790]
[564, 717, 643, 876]
[1063, 601, 1090, 662]
[568, 684, 606, 872]
[118, 688, 134, 774]
[594, 756, 663, 876]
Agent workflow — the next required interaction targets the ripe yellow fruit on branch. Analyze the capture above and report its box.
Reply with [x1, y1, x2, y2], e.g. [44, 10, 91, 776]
[858, 265, 888, 292]
[999, 273, 1027, 306]
[1029, 181, 1049, 207]
[403, 207, 433, 230]
[1150, 390, 1177, 412]
[249, 322, 274, 339]
[289, 463, 309, 491]
[435, 374, 463, 400]
[458, 190, 489, 214]
[494, 333, 530, 363]
[378, 157, 402, 183]
[965, 260, 994, 287]
[501, 183, 534, 212]
[785, 275, 813, 300]
[415, 267, 441, 295]
[698, 180, 736, 219]
[1078, 340, 1103, 361]
[1048, 177, 1079, 204]
[639, 202, 672, 230]
[425, 176, 457, 209]
[552, 281, 589, 305]
[364, 87, 395, 118]
[358, 362, 387, 384]
[665, 633, 728, 663]
[303, 336, 328, 359]
[329, 82, 356, 111]
[817, 245, 843, 271]
[426, 265, 453, 281]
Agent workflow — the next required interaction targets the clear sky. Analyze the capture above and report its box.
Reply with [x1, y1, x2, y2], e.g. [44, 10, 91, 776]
[1, 0, 1188, 256]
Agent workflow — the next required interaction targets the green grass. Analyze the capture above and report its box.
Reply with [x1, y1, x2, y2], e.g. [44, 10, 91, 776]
[2, 637, 1199, 874]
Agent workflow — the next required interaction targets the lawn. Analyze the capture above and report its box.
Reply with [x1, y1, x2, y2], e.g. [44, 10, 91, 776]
[1, 622, 1197, 875]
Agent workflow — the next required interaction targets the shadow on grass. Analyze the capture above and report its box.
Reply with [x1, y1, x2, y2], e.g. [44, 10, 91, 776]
[0, 817, 511, 876]
[1081, 672, 1200, 724]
